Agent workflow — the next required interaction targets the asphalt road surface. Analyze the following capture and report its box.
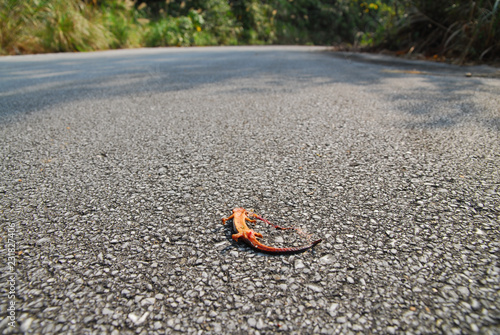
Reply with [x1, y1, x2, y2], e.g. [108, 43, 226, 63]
[1, 46, 499, 334]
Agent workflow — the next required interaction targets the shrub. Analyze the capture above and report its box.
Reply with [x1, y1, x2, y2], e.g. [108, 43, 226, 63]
[230, 0, 276, 44]
[201, 0, 240, 45]
[384, 0, 500, 63]
[100, 0, 143, 49]
[143, 10, 201, 46]
[271, 0, 383, 45]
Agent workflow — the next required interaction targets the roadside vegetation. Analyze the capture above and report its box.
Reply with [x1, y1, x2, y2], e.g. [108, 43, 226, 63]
[1, 0, 498, 64]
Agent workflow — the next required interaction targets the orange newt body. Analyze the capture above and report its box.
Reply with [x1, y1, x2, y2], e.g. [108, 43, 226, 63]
[221, 208, 322, 254]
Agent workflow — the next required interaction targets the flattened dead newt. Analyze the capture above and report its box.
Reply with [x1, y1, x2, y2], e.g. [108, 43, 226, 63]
[221, 208, 322, 254]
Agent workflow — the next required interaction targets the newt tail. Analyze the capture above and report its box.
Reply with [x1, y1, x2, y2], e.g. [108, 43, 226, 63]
[221, 208, 322, 254]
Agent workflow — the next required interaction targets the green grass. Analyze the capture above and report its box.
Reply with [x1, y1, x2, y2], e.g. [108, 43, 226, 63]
[0, 0, 239, 54]
[0, 0, 45, 54]
[1, 0, 116, 54]
[38, 0, 111, 52]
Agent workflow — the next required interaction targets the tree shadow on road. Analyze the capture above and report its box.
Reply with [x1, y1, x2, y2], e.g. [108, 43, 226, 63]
[0, 47, 498, 132]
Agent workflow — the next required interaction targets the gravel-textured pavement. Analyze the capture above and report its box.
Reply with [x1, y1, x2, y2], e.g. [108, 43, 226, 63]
[1, 46, 499, 334]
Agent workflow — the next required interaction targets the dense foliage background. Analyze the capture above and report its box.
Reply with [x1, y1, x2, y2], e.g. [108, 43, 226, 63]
[1, 0, 499, 63]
